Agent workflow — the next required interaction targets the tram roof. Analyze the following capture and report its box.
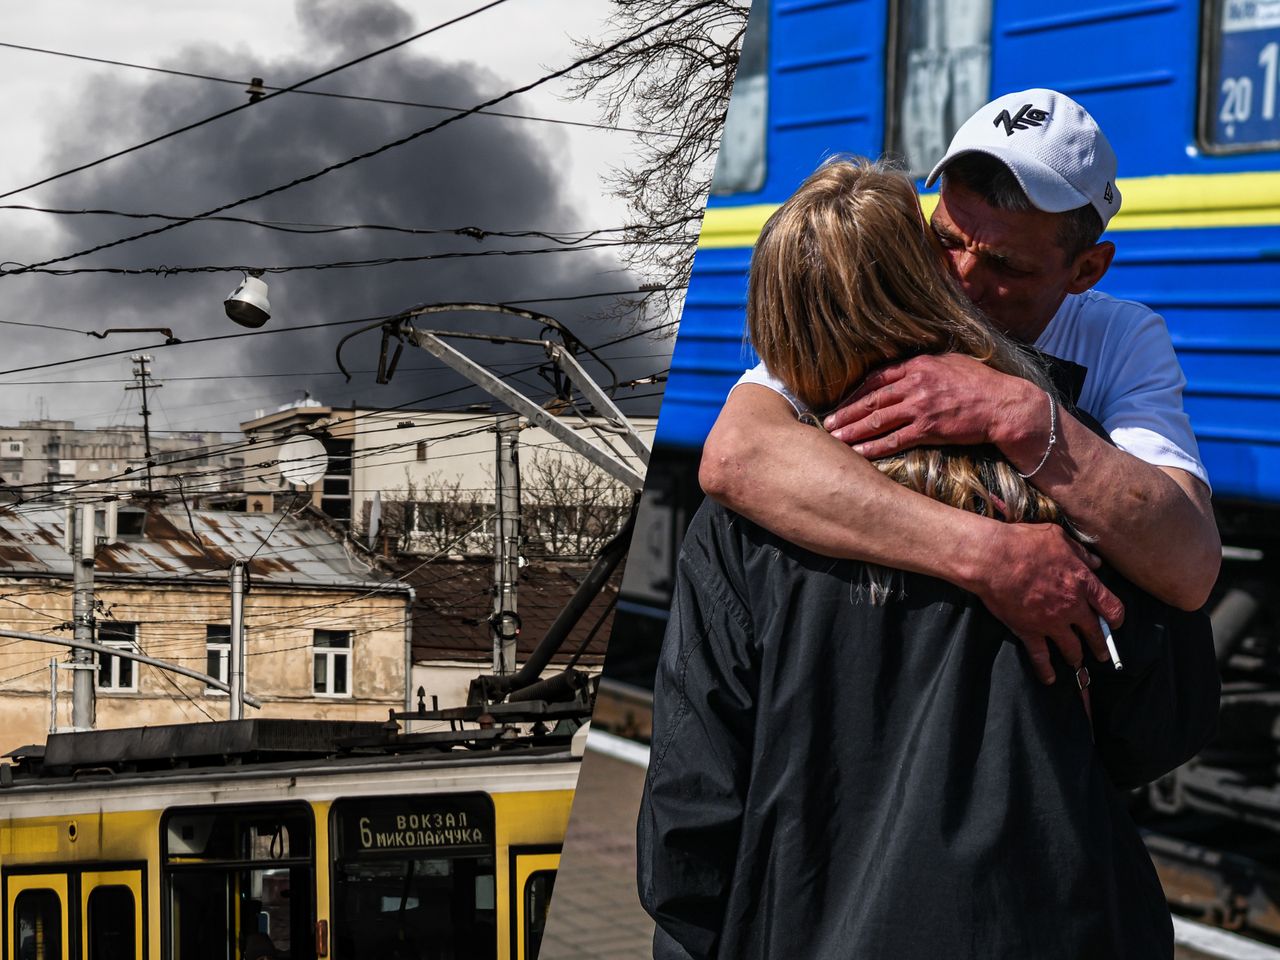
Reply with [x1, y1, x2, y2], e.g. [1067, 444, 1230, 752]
[1, 717, 580, 787]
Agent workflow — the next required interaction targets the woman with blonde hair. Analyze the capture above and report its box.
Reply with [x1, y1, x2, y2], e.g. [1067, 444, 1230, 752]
[638, 158, 1217, 960]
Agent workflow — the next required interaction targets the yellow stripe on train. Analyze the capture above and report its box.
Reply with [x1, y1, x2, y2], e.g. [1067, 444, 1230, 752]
[698, 170, 1280, 248]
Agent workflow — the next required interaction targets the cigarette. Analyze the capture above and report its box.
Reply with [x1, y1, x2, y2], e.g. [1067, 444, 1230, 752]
[1099, 615, 1123, 671]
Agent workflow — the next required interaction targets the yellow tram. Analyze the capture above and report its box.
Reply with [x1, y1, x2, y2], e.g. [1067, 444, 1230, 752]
[0, 718, 579, 960]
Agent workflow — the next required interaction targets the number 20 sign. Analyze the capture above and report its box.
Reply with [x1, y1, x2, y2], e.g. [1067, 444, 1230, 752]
[1214, 1, 1280, 148]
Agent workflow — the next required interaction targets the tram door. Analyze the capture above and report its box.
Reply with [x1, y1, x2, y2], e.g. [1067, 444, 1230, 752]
[79, 870, 144, 960]
[8, 873, 70, 960]
[7, 867, 143, 960]
[510, 851, 558, 960]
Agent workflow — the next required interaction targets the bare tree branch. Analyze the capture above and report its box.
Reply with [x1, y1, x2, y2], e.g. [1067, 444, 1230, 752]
[569, 0, 751, 326]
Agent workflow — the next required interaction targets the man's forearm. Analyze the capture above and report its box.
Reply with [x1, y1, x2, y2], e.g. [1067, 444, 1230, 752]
[703, 385, 1126, 679]
[998, 381, 1220, 610]
[701, 386, 993, 581]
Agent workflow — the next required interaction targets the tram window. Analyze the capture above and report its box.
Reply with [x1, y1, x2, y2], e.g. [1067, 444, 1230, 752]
[170, 867, 307, 960]
[330, 795, 497, 960]
[206, 625, 231, 693]
[886, 0, 993, 175]
[524, 871, 555, 960]
[163, 805, 315, 960]
[711, 0, 769, 196]
[87, 886, 136, 960]
[97, 621, 139, 691]
[1201, 0, 1280, 152]
[312, 630, 351, 697]
[14, 889, 61, 960]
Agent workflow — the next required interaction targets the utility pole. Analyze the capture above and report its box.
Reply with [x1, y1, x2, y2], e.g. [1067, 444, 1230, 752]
[229, 560, 247, 721]
[69, 504, 96, 730]
[491, 414, 521, 676]
[125, 355, 160, 493]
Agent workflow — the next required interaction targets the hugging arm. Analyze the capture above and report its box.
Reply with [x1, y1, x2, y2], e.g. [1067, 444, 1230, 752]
[638, 538, 757, 960]
[701, 384, 1122, 682]
[825, 352, 1220, 610]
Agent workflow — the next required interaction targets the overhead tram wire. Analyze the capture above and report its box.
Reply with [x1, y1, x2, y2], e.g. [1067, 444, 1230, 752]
[0, 350, 673, 387]
[0, 0, 515, 203]
[0, 310, 679, 510]
[0, 40, 673, 141]
[0, 284, 680, 378]
[0, 382, 582, 511]
[0, 376, 667, 519]
[5, 377, 668, 519]
[0, 2, 724, 278]
[0, 205, 701, 243]
[6, 238, 650, 276]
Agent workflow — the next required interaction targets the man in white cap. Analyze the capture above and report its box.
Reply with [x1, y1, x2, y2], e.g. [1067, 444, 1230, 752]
[700, 89, 1220, 679]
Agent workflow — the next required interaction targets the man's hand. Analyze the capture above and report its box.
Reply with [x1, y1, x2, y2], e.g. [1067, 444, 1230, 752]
[968, 522, 1126, 684]
[823, 354, 1040, 458]
[819, 353, 1219, 610]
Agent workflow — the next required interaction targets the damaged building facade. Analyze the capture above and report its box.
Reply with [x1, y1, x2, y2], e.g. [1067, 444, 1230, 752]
[0, 502, 411, 753]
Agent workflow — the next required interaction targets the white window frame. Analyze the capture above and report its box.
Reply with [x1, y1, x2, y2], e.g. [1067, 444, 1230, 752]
[887, 0, 994, 176]
[206, 625, 231, 694]
[96, 622, 139, 692]
[312, 629, 352, 698]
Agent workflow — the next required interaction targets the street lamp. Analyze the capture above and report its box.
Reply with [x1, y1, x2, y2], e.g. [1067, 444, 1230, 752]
[225, 270, 271, 328]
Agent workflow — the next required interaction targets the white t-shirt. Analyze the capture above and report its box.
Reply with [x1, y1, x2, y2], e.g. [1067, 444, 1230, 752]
[734, 289, 1210, 488]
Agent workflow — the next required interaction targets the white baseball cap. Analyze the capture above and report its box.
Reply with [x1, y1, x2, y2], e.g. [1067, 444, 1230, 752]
[925, 88, 1121, 228]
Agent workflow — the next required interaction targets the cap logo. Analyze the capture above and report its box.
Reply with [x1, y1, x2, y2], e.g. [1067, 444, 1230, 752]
[993, 104, 1049, 136]
[1103, 181, 1114, 204]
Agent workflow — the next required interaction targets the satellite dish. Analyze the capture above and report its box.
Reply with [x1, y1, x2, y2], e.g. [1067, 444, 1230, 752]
[277, 434, 328, 487]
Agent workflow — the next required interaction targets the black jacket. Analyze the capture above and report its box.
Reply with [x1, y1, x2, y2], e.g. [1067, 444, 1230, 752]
[638, 501, 1218, 960]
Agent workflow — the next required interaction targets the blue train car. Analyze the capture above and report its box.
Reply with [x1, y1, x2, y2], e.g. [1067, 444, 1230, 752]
[669, 0, 1280, 506]
[609, 0, 1280, 936]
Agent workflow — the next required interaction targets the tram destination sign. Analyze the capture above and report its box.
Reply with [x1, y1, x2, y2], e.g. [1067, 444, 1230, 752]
[335, 794, 494, 859]
[1211, 0, 1280, 148]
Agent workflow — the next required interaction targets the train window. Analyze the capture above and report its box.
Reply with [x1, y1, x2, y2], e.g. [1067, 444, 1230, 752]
[330, 794, 497, 960]
[886, 0, 993, 175]
[523, 871, 555, 960]
[1200, 0, 1280, 152]
[163, 804, 315, 960]
[87, 886, 136, 960]
[14, 889, 61, 960]
[312, 630, 352, 697]
[711, 0, 769, 196]
[97, 622, 139, 692]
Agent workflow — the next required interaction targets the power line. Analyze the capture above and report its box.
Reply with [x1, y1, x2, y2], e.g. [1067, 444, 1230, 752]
[0, 350, 672, 387]
[0, 0, 515, 203]
[0, 285, 677, 379]
[0, 3, 723, 277]
[3, 238, 646, 276]
[0, 318, 676, 510]
[0, 203, 700, 242]
[0, 40, 672, 140]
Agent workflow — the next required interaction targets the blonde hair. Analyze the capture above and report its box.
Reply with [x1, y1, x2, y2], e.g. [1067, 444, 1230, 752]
[746, 158, 1067, 551]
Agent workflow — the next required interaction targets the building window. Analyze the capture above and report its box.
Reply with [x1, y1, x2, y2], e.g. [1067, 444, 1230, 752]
[206, 625, 231, 693]
[886, 0, 993, 176]
[5, 441, 21, 455]
[416, 440, 428, 462]
[1200, 0, 1280, 152]
[97, 621, 139, 691]
[313, 630, 352, 697]
[710, 0, 770, 196]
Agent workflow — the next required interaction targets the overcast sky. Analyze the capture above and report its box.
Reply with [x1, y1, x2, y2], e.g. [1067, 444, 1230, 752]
[0, 0, 671, 436]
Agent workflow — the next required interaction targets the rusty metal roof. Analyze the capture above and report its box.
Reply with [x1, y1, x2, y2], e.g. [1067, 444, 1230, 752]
[0, 504, 406, 592]
[400, 556, 617, 666]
